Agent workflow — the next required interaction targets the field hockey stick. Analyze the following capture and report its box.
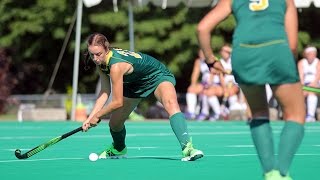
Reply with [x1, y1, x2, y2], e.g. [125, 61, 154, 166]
[15, 126, 83, 159]
[303, 86, 320, 93]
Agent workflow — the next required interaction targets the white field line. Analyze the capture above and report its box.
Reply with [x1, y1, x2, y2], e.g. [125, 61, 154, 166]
[1, 124, 320, 130]
[226, 145, 254, 148]
[3, 129, 320, 140]
[0, 131, 251, 140]
[0, 126, 249, 131]
[3, 146, 158, 151]
[1, 122, 319, 128]
[0, 157, 84, 163]
[2, 153, 320, 163]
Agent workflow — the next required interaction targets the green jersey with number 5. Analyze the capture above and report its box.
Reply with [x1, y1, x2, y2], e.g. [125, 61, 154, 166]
[232, 0, 287, 46]
[230, 0, 299, 85]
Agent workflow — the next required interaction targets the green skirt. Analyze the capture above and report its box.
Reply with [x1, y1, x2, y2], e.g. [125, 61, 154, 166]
[231, 41, 299, 85]
[123, 73, 176, 98]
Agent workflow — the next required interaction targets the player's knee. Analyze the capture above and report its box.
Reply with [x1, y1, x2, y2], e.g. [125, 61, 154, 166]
[282, 112, 305, 124]
[250, 109, 269, 119]
[109, 120, 125, 131]
[163, 99, 180, 113]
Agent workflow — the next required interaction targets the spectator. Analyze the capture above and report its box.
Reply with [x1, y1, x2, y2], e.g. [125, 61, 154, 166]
[200, 72, 223, 121]
[298, 46, 320, 122]
[219, 45, 240, 118]
[185, 50, 222, 121]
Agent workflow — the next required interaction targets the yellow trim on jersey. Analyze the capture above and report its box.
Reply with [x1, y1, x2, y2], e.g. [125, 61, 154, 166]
[111, 56, 133, 65]
[240, 39, 286, 48]
[105, 50, 113, 65]
[105, 50, 133, 66]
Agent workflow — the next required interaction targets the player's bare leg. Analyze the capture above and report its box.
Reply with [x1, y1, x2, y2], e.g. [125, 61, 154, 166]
[240, 85, 275, 176]
[154, 81, 204, 161]
[99, 98, 141, 159]
[272, 82, 305, 178]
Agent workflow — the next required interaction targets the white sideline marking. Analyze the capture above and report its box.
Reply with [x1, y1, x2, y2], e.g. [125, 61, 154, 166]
[4, 146, 158, 151]
[1, 124, 320, 130]
[226, 145, 254, 148]
[2, 153, 320, 163]
[4, 143, 320, 152]
[5, 148, 30, 151]
[0, 131, 251, 140]
[3, 128, 320, 140]
[0, 157, 84, 163]
[127, 146, 158, 149]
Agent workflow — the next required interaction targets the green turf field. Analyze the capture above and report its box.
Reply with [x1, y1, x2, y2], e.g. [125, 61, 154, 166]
[1, 120, 319, 180]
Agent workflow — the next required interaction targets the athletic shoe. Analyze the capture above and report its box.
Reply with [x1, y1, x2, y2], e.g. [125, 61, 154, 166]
[129, 111, 145, 121]
[209, 114, 219, 121]
[196, 113, 208, 121]
[181, 142, 204, 161]
[264, 170, 292, 180]
[185, 112, 196, 120]
[306, 115, 316, 122]
[99, 144, 127, 159]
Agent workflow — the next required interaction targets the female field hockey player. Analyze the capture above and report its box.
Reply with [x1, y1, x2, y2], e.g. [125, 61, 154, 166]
[197, 0, 305, 179]
[82, 33, 203, 161]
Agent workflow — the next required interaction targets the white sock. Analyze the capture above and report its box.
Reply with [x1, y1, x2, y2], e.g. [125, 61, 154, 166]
[307, 94, 318, 117]
[228, 95, 238, 108]
[201, 95, 209, 115]
[186, 93, 197, 114]
[208, 96, 221, 116]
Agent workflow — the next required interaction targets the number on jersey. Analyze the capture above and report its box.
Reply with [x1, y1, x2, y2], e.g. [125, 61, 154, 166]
[249, 0, 269, 11]
[114, 48, 142, 59]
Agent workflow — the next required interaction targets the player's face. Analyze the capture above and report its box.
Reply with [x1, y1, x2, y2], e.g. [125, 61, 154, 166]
[88, 45, 108, 65]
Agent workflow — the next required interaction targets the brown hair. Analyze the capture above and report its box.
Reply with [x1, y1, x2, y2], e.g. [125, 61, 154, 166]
[84, 33, 110, 70]
[86, 33, 110, 50]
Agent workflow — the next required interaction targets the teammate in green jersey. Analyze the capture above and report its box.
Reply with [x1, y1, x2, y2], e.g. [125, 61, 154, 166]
[82, 33, 203, 161]
[197, 0, 305, 179]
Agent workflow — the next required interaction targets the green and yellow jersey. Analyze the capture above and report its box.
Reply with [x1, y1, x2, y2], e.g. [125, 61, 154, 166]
[99, 48, 176, 98]
[232, 0, 287, 46]
[230, 0, 299, 85]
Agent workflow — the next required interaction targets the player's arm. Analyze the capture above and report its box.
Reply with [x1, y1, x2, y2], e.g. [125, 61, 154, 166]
[190, 59, 201, 85]
[82, 68, 111, 130]
[197, 0, 232, 64]
[94, 63, 126, 120]
[285, 0, 298, 56]
[297, 60, 304, 85]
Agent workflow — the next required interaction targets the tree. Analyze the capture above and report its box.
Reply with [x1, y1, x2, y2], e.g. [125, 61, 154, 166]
[0, 0, 76, 94]
[0, 48, 17, 113]
[0, 0, 319, 96]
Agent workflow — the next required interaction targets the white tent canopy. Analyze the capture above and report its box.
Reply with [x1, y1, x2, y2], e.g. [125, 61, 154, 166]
[83, 0, 320, 10]
[116, 0, 320, 9]
[131, 0, 218, 8]
[295, 0, 320, 8]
